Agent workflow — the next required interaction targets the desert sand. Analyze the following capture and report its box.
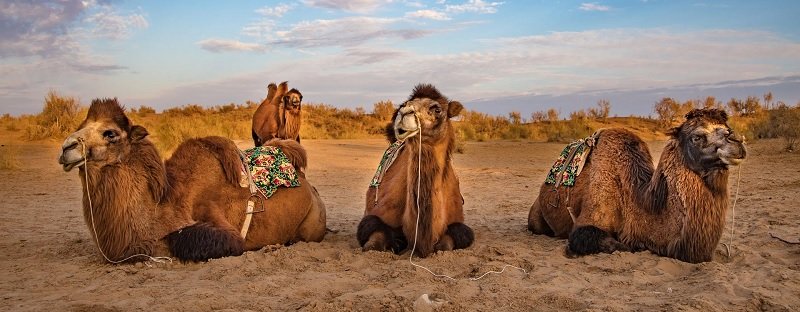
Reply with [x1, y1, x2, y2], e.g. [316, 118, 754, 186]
[1, 138, 798, 311]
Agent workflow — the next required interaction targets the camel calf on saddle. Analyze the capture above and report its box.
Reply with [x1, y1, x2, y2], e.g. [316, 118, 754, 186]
[528, 108, 746, 263]
[358, 84, 474, 257]
[58, 99, 326, 262]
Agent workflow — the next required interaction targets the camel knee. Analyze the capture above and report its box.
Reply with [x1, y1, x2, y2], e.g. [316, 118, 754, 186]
[166, 222, 245, 262]
[357, 215, 407, 254]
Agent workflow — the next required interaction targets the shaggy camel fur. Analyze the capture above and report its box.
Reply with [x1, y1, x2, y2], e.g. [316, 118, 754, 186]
[252, 81, 303, 146]
[59, 99, 326, 262]
[357, 84, 474, 257]
[528, 108, 746, 263]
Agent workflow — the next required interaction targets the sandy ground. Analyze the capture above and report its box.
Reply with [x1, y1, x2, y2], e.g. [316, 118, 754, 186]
[1, 138, 798, 311]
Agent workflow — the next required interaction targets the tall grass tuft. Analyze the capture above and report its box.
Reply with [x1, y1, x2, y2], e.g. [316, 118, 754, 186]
[25, 91, 84, 140]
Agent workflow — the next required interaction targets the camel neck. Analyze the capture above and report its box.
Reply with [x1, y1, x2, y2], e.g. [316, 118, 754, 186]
[78, 142, 165, 260]
[633, 140, 729, 262]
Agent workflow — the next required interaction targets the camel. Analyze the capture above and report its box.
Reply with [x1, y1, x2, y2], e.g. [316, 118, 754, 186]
[528, 108, 747, 263]
[252, 81, 303, 146]
[357, 84, 473, 257]
[58, 98, 326, 262]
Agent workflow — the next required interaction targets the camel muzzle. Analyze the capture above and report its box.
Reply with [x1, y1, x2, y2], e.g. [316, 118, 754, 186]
[59, 137, 86, 172]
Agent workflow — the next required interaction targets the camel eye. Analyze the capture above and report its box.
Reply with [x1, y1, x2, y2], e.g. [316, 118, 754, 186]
[691, 135, 704, 143]
[103, 130, 118, 140]
[432, 106, 442, 114]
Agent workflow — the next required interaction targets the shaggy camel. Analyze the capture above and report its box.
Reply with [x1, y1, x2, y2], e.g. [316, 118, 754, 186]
[528, 108, 746, 263]
[252, 81, 303, 146]
[357, 84, 473, 257]
[58, 99, 326, 262]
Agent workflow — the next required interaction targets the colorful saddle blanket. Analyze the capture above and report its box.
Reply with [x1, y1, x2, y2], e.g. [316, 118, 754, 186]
[369, 140, 405, 187]
[240, 146, 300, 198]
[544, 131, 601, 187]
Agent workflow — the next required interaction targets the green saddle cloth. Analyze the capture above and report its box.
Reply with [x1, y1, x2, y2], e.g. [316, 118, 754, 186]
[240, 146, 301, 198]
[544, 132, 600, 187]
[369, 140, 405, 187]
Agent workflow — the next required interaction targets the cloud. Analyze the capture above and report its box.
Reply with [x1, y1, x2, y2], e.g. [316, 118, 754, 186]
[579, 2, 611, 11]
[255, 3, 292, 17]
[197, 39, 267, 53]
[301, 0, 391, 14]
[445, 0, 504, 14]
[269, 17, 432, 48]
[405, 9, 451, 20]
[85, 7, 149, 40]
[0, 0, 89, 57]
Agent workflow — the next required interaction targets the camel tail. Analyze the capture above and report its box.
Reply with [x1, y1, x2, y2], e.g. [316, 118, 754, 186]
[262, 138, 307, 169]
[195, 136, 243, 186]
[166, 222, 244, 261]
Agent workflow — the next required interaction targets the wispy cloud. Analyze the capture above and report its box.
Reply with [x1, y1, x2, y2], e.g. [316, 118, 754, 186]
[405, 9, 451, 20]
[265, 17, 431, 48]
[197, 39, 267, 53]
[255, 3, 292, 17]
[445, 0, 504, 14]
[579, 2, 611, 11]
[85, 7, 149, 40]
[301, 0, 391, 14]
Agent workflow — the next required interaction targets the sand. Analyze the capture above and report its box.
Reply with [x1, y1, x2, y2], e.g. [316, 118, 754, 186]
[0, 138, 798, 311]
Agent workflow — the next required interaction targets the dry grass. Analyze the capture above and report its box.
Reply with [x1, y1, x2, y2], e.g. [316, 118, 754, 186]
[0, 144, 21, 170]
[6, 91, 795, 155]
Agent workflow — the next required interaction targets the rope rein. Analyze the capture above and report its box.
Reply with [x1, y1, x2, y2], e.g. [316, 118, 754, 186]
[722, 161, 743, 258]
[78, 138, 172, 265]
[405, 113, 527, 281]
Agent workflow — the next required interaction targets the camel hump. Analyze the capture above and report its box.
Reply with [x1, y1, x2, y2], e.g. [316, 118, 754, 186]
[192, 136, 243, 186]
[262, 138, 307, 169]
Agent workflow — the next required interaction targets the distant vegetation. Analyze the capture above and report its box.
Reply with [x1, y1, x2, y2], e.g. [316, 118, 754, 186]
[2, 91, 799, 155]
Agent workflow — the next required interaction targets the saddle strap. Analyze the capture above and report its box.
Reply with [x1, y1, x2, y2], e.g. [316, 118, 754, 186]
[238, 149, 263, 239]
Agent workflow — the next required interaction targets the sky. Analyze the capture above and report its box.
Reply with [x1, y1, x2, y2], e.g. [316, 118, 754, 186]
[2, 0, 799, 117]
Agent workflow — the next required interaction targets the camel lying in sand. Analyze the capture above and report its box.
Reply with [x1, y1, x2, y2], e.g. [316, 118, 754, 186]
[528, 108, 746, 263]
[357, 84, 473, 257]
[58, 98, 325, 262]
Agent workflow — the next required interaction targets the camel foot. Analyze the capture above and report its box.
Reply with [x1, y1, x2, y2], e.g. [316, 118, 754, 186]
[434, 236, 454, 252]
[567, 225, 627, 256]
[446, 223, 474, 250]
[357, 215, 407, 254]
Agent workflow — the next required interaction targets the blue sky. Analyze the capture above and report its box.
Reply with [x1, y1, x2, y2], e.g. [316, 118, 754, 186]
[2, 0, 799, 117]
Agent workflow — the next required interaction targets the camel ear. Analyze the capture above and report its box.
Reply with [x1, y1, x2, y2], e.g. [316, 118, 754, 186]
[282, 95, 290, 104]
[130, 125, 149, 142]
[448, 101, 463, 118]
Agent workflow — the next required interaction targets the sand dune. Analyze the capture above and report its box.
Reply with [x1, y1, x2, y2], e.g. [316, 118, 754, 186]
[0, 139, 798, 311]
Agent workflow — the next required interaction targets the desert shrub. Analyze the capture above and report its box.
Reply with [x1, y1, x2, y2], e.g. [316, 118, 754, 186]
[134, 105, 156, 115]
[25, 91, 83, 140]
[751, 106, 800, 151]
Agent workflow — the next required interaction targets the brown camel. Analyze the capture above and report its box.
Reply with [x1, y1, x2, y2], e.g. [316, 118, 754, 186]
[58, 98, 326, 262]
[357, 84, 473, 257]
[528, 108, 747, 263]
[252, 81, 303, 146]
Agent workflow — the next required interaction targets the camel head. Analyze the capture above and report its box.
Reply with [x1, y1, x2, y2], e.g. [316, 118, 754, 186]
[671, 108, 747, 172]
[393, 84, 463, 142]
[282, 88, 303, 114]
[58, 98, 149, 172]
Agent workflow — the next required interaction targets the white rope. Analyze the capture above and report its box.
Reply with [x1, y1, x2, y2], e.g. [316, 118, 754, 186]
[722, 161, 743, 258]
[405, 113, 527, 281]
[79, 138, 172, 265]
